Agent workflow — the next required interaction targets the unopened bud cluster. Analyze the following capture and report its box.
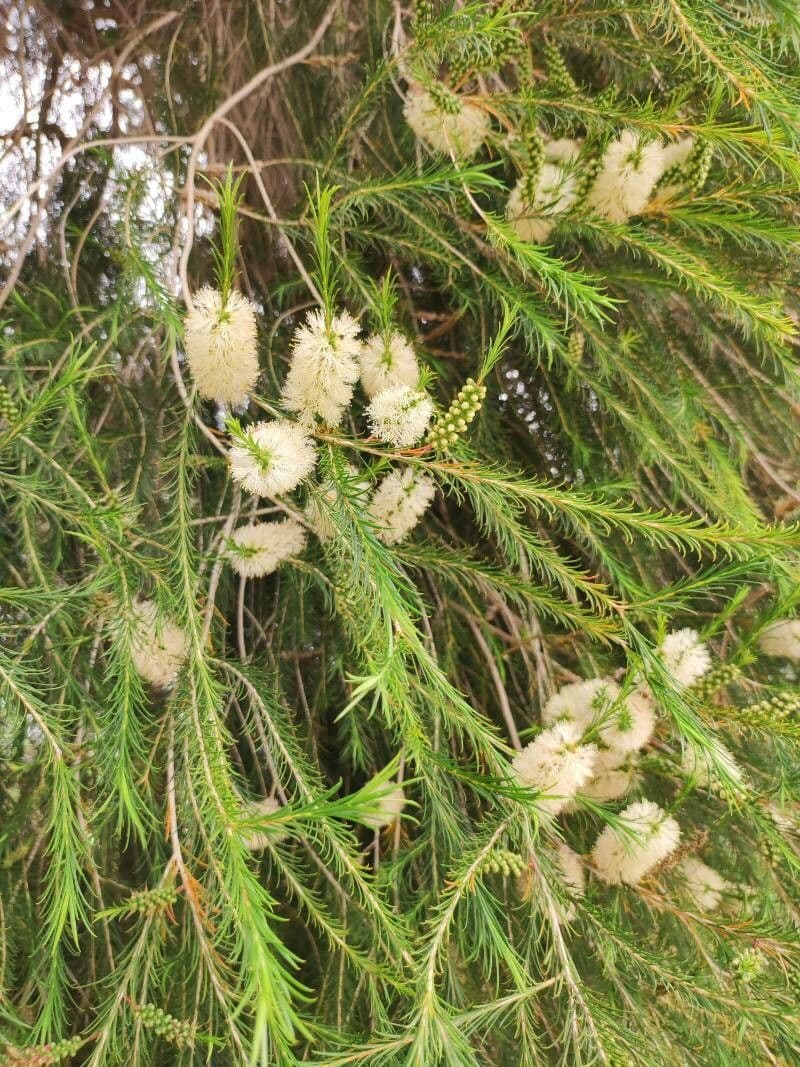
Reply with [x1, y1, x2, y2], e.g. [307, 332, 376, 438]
[686, 142, 713, 192]
[543, 42, 577, 96]
[571, 153, 603, 208]
[566, 330, 585, 364]
[743, 691, 800, 722]
[0, 383, 19, 425]
[689, 663, 741, 700]
[428, 378, 486, 450]
[127, 884, 179, 915]
[6, 1036, 83, 1065]
[762, 835, 784, 869]
[133, 1003, 194, 1048]
[520, 127, 545, 206]
[427, 81, 463, 115]
[448, 25, 525, 82]
[475, 847, 527, 879]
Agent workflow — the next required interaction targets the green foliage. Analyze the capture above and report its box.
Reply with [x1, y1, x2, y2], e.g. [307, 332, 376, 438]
[1, 2, 800, 1065]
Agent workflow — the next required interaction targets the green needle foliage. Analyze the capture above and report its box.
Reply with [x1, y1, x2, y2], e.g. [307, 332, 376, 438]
[1, 2, 800, 1065]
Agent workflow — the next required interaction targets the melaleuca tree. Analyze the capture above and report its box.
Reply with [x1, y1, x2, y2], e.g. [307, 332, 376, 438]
[1, 1, 800, 1064]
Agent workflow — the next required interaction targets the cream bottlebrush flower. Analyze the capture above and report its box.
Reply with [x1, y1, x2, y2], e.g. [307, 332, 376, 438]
[592, 799, 681, 886]
[305, 465, 368, 543]
[767, 802, 797, 833]
[404, 86, 489, 158]
[758, 618, 800, 660]
[367, 384, 434, 448]
[545, 841, 586, 922]
[585, 130, 666, 222]
[281, 308, 361, 425]
[129, 600, 189, 690]
[679, 856, 728, 912]
[601, 686, 657, 755]
[660, 628, 712, 686]
[541, 678, 619, 733]
[541, 676, 649, 753]
[241, 796, 286, 851]
[511, 722, 597, 815]
[506, 164, 578, 244]
[227, 519, 307, 579]
[556, 842, 586, 897]
[659, 135, 695, 174]
[681, 741, 744, 791]
[652, 137, 697, 200]
[359, 783, 406, 830]
[228, 419, 317, 497]
[544, 136, 583, 163]
[359, 331, 419, 398]
[183, 287, 260, 405]
[368, 468, 436, 545]
[582, 760, 639, 803]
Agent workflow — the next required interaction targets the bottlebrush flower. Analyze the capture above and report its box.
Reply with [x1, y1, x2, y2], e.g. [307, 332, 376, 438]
[585, 130, 665, 222]
[129, 600, 189, 690]
[359, 331, 419, 398]
[582, 758, 639, 803]
[228, 419, 317, 497]
[679, 856, 728, 911]
[305, 465, 369, 543]
[506, 163, 578, 243]
[660, 628, 712, 686]
[227, 519, 307, 578]
[556, 841, 586, 895]
[601, 686, 657, 755]
[404, 85, 489, 158]
[758, 618, 800, 661]
[680, 741, 744, 791]
[554, 841, 585, 920]
[512, 722, 597, 815]
[592, 799, 680, 885]
[368, 468, 435, 545]
[183, 287, 260, 406]
[542, 676, 650, 752]
[281, 308, 361, 425]
[241, 796, 285, 851]
[541, 678, 618, 732]
[358, 782, 406, 830]
[544, 136, 583, 163]
[367, 385, 434, 447]
[659, 135, 695, 175]
[768, 802, 797, 832]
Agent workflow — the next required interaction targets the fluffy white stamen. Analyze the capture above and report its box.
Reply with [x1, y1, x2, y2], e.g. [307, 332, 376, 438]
[359, 332, 419, 398]
[367, 385, 434, 447]
[358, 782, 406, 830]
[679, 856, 728, 911]
[404, 86, 489, 158]
[241, 796, 285, 851]
[184, 287, 259, 405]
[305, 465, 369, 543]
[281, 308, 362, 425]
[227, 519, 307, 578]
[592, 799, 681, 886]
[368, 468, 436, 545]
[660, 628, 712, 687]
[758, 619, 800, 661]
[506, 163, 577, 244]
[511, 722, 597, 816]
[128, 600, 189, 690]
[228, 419, 317, 497]
[585, 130, 666, 223]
